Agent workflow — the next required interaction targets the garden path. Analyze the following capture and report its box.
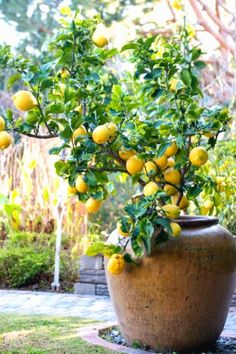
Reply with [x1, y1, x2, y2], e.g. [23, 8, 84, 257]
[0, 290, 235, 338]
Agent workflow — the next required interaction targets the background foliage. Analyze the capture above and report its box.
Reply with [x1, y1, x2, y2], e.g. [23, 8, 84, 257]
[0, 231, 78, 290]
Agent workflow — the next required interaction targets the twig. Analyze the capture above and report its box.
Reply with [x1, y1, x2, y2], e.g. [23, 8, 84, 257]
[11, 129, 58, 139]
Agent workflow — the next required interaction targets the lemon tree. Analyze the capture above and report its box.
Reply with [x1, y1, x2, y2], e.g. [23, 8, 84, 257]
[0, 10, 231, 274]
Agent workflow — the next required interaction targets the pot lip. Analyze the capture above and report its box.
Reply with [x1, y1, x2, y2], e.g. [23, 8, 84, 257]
[175, 215, 218, 227]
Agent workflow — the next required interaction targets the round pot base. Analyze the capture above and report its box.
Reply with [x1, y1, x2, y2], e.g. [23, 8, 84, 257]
[106, 216, 236, 353]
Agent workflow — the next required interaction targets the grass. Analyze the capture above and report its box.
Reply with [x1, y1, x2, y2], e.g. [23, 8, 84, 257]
[0, 314, 119, 354]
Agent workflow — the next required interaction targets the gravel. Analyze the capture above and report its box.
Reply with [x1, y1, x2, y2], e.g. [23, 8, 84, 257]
[100, 326, 236, 354]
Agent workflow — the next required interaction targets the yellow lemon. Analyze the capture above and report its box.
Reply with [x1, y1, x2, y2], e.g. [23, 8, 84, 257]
[164, 184, 178, 196]
[12, 90, 37, 111]
[186, 24, 196, 38]
[215, 176, 224, 184]
[107, 254, 125, 275]
[143, 181, 159, 196]
[92, 125, 111, 144]
[174, 195, 189, 209]
[126, 155, 144, 175]
[72, 125, 87, 142]
[74, 105, 83, 114]
[165, 142, 178, 157]
[172, 0, 183, 11]
[167, 157, 175, 167]
[170, 222, 182, 237]
[189, 147, 208, 166]
[58, 68, 70, 78]
[0, 131, 12, 150]
[75, 175, 88, 193]
[119, 148, 135, 161]
[144, 161, 158, 177]
[67, 185, 77, 195]
[105, 122, 118, 142]
[204, 200, 214, 210]
[200, 206, 208, 215]
[164, 168, 181, 185]
[191, 135, 199, 144]
[203, 132, 214, 138]
[85, 197, 102, 213]
[0, 116, 5, 131]
[92, 29, 108, 48]
[162, 204, 180, 219]
[154, 155, 168, 170]
[170, 79, 180, 92]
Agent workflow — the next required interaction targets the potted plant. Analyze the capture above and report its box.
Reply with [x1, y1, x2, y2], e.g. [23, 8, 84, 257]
[0, 8, 235, 353]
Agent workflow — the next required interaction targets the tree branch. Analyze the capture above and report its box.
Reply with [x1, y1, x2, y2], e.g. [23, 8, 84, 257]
[12, 129, 58, 139]
[189, 0, 235, 55]
[197, 0, 233, 34]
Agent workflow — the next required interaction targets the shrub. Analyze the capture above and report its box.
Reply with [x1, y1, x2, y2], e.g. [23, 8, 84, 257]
[0, 232, 78, 290]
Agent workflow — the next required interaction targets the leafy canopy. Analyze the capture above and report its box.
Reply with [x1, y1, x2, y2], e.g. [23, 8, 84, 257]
[0, 9, 230, 262]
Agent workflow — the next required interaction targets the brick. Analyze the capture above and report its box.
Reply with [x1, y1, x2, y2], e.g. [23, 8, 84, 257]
[80, 255, 104, 270]
[96, 284, 109, 296]
[79, 269, 107, 285]
[74, 282, 96, 295]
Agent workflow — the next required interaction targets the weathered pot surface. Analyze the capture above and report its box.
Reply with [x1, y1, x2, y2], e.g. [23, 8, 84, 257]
[106, 216, 236, 353]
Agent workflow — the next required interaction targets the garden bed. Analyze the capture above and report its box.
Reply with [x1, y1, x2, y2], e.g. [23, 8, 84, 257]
[79, 323, 236, 354]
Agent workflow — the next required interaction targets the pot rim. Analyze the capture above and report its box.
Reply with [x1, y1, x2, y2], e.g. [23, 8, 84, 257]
[175, 215, 218, 227]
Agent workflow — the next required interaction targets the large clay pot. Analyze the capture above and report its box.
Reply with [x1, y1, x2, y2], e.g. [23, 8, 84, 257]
[106, 216, 236, 353]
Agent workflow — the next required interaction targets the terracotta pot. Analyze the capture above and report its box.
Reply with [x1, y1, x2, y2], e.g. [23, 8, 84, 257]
[106, 216, 236, 353]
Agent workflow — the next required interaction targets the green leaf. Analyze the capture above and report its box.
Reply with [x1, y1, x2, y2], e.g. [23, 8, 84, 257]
[121, 43, 140, 51]
[154, 217, 172, 234]
[60, 125, 72, 139]
[49, 145, 67, 155]
[124, 204, 147, 218]
[131, 239, 143, 257]
[180, 69, 192, 87]
[124, 253, 135, 263]
[151, 88, 164, 98]
[155, 229, 169, 245]
[40, 78, 54, 90]
[84, 170, 97, 187]
[86, 242, 105, 256]
[156, 143, 170, 157]
[46, 102, 65, 114]
[187, 185, 202, 198]
[104, 244, 122, 257]
[7, 73, 22, 89]
[142, 234, 152, 256]
[112, 84, 122, 97]
[191, 48, 202, 60]
[194, 60, 206, 69]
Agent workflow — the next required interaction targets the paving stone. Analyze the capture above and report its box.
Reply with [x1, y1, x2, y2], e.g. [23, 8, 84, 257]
[96, 284, 109, 296]
[79, 269, 107, 284]
[74, 283, 96, 295]
[0, 289, 235, 335]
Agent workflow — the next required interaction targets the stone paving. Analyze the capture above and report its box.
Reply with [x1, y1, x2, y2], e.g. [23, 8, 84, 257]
[0, 290, 235, 338]
[0, 290, 115, 322]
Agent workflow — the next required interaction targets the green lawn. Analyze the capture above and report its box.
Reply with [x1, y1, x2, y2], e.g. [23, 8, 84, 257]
[0, 314, 119, 354]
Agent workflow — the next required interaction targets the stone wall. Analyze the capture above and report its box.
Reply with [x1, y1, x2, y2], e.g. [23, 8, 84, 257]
[74, 255, 109, 296]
